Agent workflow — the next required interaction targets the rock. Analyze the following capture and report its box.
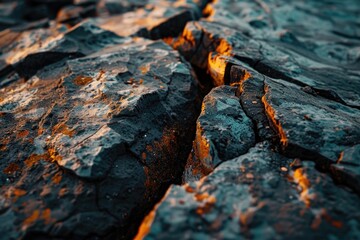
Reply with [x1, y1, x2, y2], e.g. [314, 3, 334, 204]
[56, 5, 97, 25]
[0, 36, 198, 239]
[140, 143, 360, 240]
[330, 145, 360, 194]
[96, 1, 203, 39]
[1, 0, 360, 239]
[230, 64, 276, 141]
[169, 15, 360, 107]
[5, 21, 127, 80]
[183, 85, 255, 182]
[263, 78, 360, 166]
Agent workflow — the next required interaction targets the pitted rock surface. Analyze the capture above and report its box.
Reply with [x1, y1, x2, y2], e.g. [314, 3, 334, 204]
[184, 86, 255, 182]
[0, 35, 198, 239]
[139, 0, 360, 239]
[263, 78, 360, 164]
[144, 143, 360, 240]
[1, 0, 360, 239]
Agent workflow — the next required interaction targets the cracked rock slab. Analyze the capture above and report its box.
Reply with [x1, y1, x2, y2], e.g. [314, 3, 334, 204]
[0, 36, 198, 239]
[183, 85, 255, 182]
[141, 143, 360, 240]
[170, 17, 360, 107]
[263, 78, 360, 167]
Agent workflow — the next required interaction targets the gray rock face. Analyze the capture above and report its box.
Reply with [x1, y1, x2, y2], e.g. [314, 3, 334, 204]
[143, 143, 360, 240]
[0, 30, 198, 239]
[331, 145, 360, 194]
[1, 0, 360, 239]
[96, 0, 203, 39]
[184, 86, 255, 182]
[263, 78, 360, 164]
[138, 0, 360, 239]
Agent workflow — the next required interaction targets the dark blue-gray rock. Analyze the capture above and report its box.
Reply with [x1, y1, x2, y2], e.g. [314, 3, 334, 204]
[95, 0, 204, 40]
[0, 36, 198, 239]
[263, 78, 360, 168]
[330, 144, 360, 194]
[141, 143, 360, 240]
[183, 85, 255, 182]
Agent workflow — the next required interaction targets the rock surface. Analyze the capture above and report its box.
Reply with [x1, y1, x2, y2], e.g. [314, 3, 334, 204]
[184, 86, 255, 182]
[138, 0, 360, 239]
[143, 143, 360, 240]
[1, 0, 360, 239]
[0, 21, 198, 239]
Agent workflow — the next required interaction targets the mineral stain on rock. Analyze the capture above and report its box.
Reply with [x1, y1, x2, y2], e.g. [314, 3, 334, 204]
[1, 0, 360, 239]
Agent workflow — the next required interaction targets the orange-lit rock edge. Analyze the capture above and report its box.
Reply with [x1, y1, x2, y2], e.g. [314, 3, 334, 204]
[261, 86, 288, 146]
[134, 188, 172, 240]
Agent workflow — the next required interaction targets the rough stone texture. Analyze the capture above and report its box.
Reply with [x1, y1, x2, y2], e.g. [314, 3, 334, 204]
[184, 86, 255, 182]
[170, 2, 360, 107]
[0, 22, 198, 239]
[331, 145, 360, 194]
[263, 78, 360, 165]
[96, 0, 203, 39]
[140, 0, 360, 239]
[144, 143, 360, 240]
[1, 0, 360, 239]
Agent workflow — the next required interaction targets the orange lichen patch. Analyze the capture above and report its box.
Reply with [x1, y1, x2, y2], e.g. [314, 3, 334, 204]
[24, 153, 48, 167]
[52, 122, 75, 137]
[24, 148, 62, 167]
[194, 191, 217, 215]
[293, 168, 314, 207]
[58, 188, 68, 197]
[311, 209, 343, 229]
[3, 163, 20, 174]
[48, 148, 62, 162]
[73, 75, 93, 86]
[23, 210, 40, 226]
[0, 138, 10, 151]
[185, 184, 195, 193]
[196, 195, 216, 215]
[194, 192, 210, 202]
[13, 188, 27, 197]
[139, 65, 150, 74]
[16, 129, 30, 139]
[52, 172, 62, 184]
[141, 152, 147, 160]
[0, 97, 4, 103]
[262, 87, 288, 146]
[23, 208, 53, 227]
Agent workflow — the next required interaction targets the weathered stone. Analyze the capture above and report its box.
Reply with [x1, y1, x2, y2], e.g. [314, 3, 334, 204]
[96, 1, 202, 39]
[0, 36, 198, 238]
[183, 86, 255, 182]
[141, 143, 360, 239]
[263, 78, 360, 166]
[1, 0, 360, 239]
[170, 16, 360, 107]
[330, 145, 360, 194]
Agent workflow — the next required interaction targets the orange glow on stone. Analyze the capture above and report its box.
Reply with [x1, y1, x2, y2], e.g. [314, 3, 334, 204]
[262, 87, 288, 146]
